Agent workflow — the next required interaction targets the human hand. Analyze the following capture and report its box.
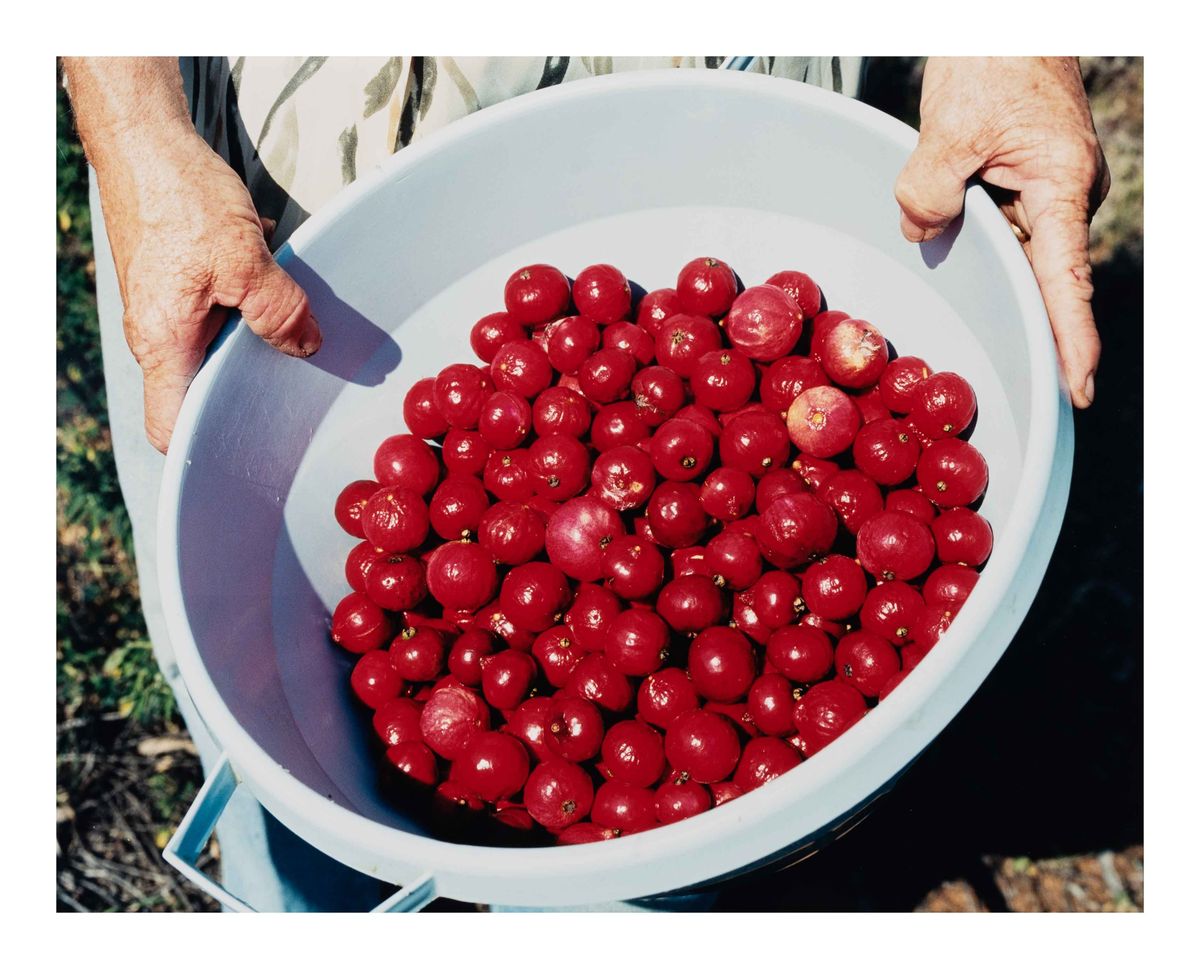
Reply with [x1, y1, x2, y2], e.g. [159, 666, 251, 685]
[894, 57, 1109, 409]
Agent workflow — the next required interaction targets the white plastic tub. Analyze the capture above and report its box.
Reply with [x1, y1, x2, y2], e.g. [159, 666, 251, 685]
[158, 69, 1072, 908]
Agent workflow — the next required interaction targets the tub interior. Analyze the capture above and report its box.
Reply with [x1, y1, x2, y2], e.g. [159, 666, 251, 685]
[173, 76, 1033, 838]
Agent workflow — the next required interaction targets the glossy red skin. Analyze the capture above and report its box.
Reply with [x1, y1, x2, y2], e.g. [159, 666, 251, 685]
[524, 759, 595, 830]
[591, 444, 657, 510]
[923, 563, 980, 612]
[434, 363, 493, 429]
[425, 541, 498, 612]
[546, 316, 601, 375]
[545, 496, 626, 581]
[879, 356, 931, 414]
[718, 409, 791, 479]
[472, 600, 532, 651]
[471, 311, 526, 363]
[814, 318, 888, 389]
[699, 467, 756, 522]
[677, 256, 738, 318]
[674, 403, 723, 438]
[766, 625, 834, 683]
[856, 511, 936, 581]
[836, 631, 901, 698]
[692, 349, 756, 412]
[750, 571, 804, 630]
[786, 385, 862, 458]
[764, 270, 822, 320]
[755, 493, 838, 569]
[710, 781, 744, 806]
[478, 501, 545, 565]
[606, 609, 671, 677]
[389, 626, 446, 682]
[859, 581, 926, 645]
[637, 667, 700, 729]
[603, 321, 657, 366]
[386, 741, 439, 786]
[481, 650, 538, 711]
[912, 604, 957, 652]
[332, 592, 393, 653]
[688, 627, 756, 702]
[664, 709, 742, 783]
[364, 556, 426, 618]
[491, 340, 554, 399]
[477, 391, 533, 450]
[734, 736, 802, 791]
[403, 377, 449, 439]
[760, 356, 830, 417]
[529, 433, 591, 499]
[531, 626, 584, 688]
[791, 453, 840, 492]
[565, 583, 621, 652]
[671, 546, 710, 581]
[429, 475, 490, 541]
[746, 673, 797, 736]
[910, 372, 977, 439]
[754, 468, 807, 515]
[809, 309, 851, 351]
[590, 400, 651, 451]
[420, 683, 490, 760]
[602, 720, 666, 788]
[504, 264, 571, 325]
[917, 439, 989, 508]
[706, 528, 763, 591]
[568, 654, 633, 713]
[500, 562, 571, 632]
[801, 554, 868, 620]
[602, 535, 666, 600]
[656, 574, 727, 633]
[350, 651, 405, 709]
[878, 668, 912, 700]
[447, 629, 495, 687]
[345, 541, 386, 594]
[707, 702, 758, 741]
[885, 487, 938, 526]
[361, 485, 430, 553]
[791, 680, 867, 756]
[852, 419, 920, 487]
[902, 417, 935, 450]
[573, 263, 632, 323]
[450, 731, 531, 802]
[503, 696, 555, 761]
[655, 313, 723, 378]
[483, 450, 536, 502]
[724, 285, 805, 361]
[335, 480, 380, 538]
[592, 781, 658, 834]
[555, 822, 619, 844]
[432, 780, 487, 827]
[932, 507, 993, 566]
[442, 428, 493, 477]
[647, 481, 709, 549]
[655, 778, 712, 823]
[636, 287, 685, 337]
[373, 697, 423, 746]
[532, 387, 592, 439]
[577, 347, 637, 404]
[545, 695, 605, 761]
[853, 386, 894, 426]
[650, 418, 714, 482]
[629, 365, 687, 428]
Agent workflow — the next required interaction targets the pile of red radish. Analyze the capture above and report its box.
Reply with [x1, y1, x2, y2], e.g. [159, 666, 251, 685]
[329, 257, 992, 844]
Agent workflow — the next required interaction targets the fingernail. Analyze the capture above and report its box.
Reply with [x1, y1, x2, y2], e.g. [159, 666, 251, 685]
[1084, 372, 1095, 405]
[299, 316, 322, 357]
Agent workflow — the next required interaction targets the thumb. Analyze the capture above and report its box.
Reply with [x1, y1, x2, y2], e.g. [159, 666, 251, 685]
[1024, 193, 1101, 408]
[894, 132, 979, 243]
[238, 252, 322, 358]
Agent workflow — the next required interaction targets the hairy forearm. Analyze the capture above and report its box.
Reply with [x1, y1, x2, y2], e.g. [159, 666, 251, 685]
[62, 57, 196, 176]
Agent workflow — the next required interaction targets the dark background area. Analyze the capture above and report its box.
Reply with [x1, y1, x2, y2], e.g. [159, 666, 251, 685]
[56, 57, 1142, 912]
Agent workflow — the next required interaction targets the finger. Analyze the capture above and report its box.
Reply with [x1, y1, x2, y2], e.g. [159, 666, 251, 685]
[238, 254, 322, 357]
[1025, 196, 1101, 408]
[139, 307, 227, 452]
[258, 216, 278, 243]
[894, 133, 978, 243]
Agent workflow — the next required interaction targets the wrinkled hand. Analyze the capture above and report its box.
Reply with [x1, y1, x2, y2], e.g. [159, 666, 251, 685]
[95, 126, 321, 451]
[894, 57, 1109, 408]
